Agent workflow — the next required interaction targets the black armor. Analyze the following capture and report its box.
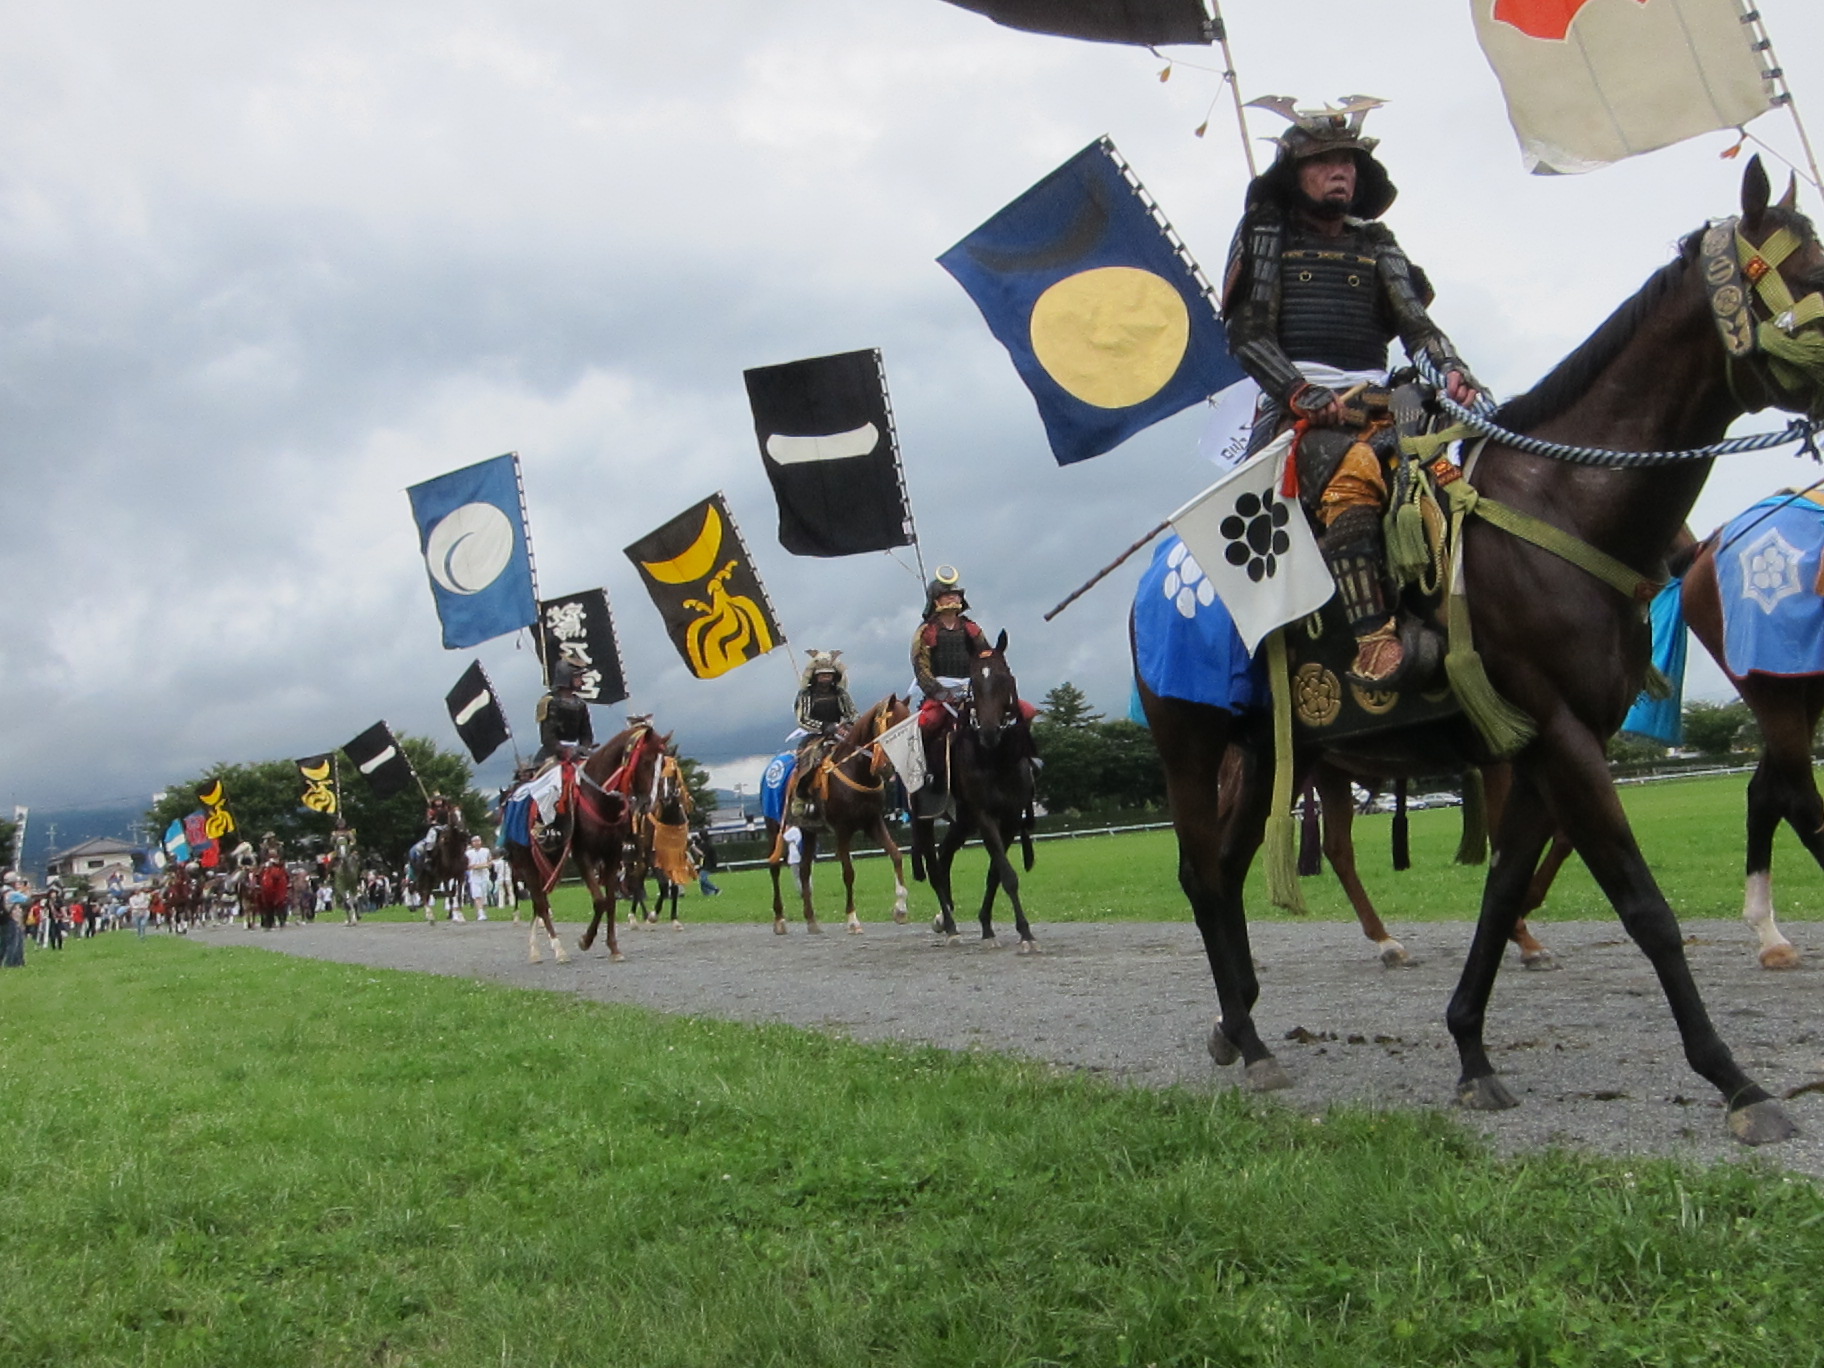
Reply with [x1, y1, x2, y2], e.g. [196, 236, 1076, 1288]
[535, 690, 593, 760]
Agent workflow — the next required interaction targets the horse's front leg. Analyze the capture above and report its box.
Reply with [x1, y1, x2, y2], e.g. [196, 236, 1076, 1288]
[977, 816, 1036, 952]
[576, 851, 624, 962]
[874, 816, 909, 924]
[527, 876, 570, 965]
[929, 819, 969, 938]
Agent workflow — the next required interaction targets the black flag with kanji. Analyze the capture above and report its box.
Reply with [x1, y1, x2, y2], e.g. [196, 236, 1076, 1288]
[537, 590, 628, 705]
[444, 661, 512, 764]
[342, 722, 418, 801]
[938, 0, 1213, 46]
[625, 493, 784, 680]
[743, 349, 914, 558]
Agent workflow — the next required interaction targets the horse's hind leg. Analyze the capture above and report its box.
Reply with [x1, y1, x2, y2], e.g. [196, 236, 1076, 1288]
[929, 819, 968, 938]
[837, 833, 863, 933]
[1737, 680, 1824, 968]
[799, 833, 822, 934]
[1314, 766, 1407, 966]
[1511, 834, 1572, 970]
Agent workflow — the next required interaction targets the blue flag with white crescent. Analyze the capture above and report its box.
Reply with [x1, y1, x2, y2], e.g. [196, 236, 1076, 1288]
[407, 453, 538, 649]
[939, 137, 1243, 466]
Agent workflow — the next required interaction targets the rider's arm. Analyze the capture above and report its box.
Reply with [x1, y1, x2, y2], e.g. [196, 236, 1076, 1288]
[911, 628, 941, 699]
[1372, 225, 1480, 396]
[1222, 207, 1337, 420]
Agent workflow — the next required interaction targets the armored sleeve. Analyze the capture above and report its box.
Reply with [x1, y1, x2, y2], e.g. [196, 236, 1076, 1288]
[536, 694, 565, 750]
[1222, 208, 1334, 415]
[837, 687, 858, 726]
[576, 704, 594, 748]
[911, 626, 940, 699]
[794, 688, 818, 732]
[1371, 225, 1477, 388]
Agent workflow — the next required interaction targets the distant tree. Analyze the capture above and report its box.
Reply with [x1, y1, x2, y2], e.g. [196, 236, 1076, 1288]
[1031, 716, 1165, 814]
[0, 818, 15, 871]
[1036, 681, 1102, 730]
[677, 755, 719, 829]
[1607, 732, 1666, 765]
[1682, 700, 1758, 756]
[146, 736, 487, 871]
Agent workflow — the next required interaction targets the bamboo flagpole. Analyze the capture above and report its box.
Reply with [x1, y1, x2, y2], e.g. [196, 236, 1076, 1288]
[1739, 2, 1824, 193]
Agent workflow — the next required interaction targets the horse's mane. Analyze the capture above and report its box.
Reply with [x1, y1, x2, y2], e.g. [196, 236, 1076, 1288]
[1493, 229, 1703, 432]
[831, 695, 903, 764]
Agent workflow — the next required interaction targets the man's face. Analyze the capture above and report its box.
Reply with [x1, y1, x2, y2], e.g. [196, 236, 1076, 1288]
[1297, 149, 1357, 208]
[934, 593, 963, 615]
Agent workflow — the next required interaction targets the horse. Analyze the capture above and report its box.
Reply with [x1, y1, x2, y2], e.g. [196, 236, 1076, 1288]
[915, 633, 1039, 949]
[1303, 758, 1557, 969]
[625, 748, 695, 931]
[410, 806, 471, 921]
[501, 722, 667, 964]
[330, 828, 363, 925]
[1670, 513, 1824, 969]
[767, 695, 913, 935]
[1136, 159, 1824, 1144]
[161, 864, 203, 932]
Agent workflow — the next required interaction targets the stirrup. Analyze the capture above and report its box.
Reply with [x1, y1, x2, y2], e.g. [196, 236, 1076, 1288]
[1346, 618, 1441, 692]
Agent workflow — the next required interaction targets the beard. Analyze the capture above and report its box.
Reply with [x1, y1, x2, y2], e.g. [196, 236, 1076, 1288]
[1295, 187, 1351, 221]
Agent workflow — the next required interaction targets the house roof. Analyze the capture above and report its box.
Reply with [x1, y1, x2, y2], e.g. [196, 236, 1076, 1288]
[46, 836, 141, 863]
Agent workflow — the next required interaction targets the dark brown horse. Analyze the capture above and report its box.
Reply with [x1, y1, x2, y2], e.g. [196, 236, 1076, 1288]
[624, 748, 695, 931]
[767, 695, 913, 935]
[502, 722, 666, 964]
[1138, 160, 1823, 1144]
[1678, 518, 1824, 969]
[917, 633, 1039, 949]
[410, 802, 471, 920]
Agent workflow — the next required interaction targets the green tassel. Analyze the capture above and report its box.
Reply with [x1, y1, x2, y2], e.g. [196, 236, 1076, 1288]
[1455, 769, 1488, 866]
[1445, 587, 1536, 758]
[1386, 499, 1429, 585]
[1265, 632, 1309, 914]
[1642, 664, 1672, 702]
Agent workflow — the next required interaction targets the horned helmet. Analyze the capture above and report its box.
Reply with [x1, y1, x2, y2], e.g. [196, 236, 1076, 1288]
[800, 647, 849, 690]
[550, 644, 589, 691]
[1244, 95, 1396, 220]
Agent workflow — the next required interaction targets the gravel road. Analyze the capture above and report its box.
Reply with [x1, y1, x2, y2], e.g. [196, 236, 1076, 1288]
[220, 914, 1824, 1178]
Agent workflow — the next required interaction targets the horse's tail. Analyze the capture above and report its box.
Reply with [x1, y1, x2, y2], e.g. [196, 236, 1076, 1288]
[1666, 528, 1711, 579]
[1020, 824, 1034, 873]
[910, 819, 929, 883]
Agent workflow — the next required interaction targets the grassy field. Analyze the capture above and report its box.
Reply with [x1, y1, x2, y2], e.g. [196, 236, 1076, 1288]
[5, 933, 1824, 1367]
[376, 769, 1820, 932]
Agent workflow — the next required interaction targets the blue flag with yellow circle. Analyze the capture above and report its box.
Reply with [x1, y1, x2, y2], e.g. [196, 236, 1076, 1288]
[939, 137, 1242, 466]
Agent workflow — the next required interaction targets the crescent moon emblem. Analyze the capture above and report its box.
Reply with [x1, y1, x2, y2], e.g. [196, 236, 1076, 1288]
[640, 504, 725, 585]
[300, 759, 332, 782]
[425, 503, 515, 596]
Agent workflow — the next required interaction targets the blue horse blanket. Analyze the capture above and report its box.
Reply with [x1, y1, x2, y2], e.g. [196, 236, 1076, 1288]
[1719, 492, 1824, 677]
[1619, 578, 1688, 745]
[1131, 534, 1266, 715]
[760, 752, 796, 824]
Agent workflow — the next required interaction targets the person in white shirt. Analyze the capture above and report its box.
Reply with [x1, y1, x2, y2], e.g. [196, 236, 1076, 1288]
[464, 836, 492, 922]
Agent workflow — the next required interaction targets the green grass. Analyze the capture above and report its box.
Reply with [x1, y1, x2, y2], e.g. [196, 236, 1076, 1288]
[4, 935, 1824, 1367]
[371, 770, 1818, 931]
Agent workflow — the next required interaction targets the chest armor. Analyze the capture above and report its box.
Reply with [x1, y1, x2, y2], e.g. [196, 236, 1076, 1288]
[547, 694, 590, 740]
[805, 688, 844, 725]
[1277, 241, 1394, 372]
[928, 624, 975, 680]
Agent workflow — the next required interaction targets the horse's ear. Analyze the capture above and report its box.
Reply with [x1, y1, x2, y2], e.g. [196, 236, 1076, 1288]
[1780, 172, 1799, 213]
[1742, 154, 1771, 230]
[994, 629, 1008, 654]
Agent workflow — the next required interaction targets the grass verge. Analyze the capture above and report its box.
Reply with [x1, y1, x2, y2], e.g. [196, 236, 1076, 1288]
[2, 936, 1821, 1366]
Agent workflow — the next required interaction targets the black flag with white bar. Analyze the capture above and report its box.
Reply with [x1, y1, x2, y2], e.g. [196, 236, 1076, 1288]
[444, 661, 512, 763]
[342, 721, 417, 801]
[537, 589, 628, 705]
[743, 349, 914, 558]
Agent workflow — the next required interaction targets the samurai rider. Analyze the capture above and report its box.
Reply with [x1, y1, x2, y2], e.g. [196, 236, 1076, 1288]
[408, 792, 457, 873]
[534, 647, 595, 765]
[910, 565, 1030, 816]
[1221, 95, 1480, 687]
[787, 648, 857, 824]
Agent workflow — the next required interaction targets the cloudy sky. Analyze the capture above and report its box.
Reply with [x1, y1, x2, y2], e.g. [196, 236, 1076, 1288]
[4, 0, 1823, 818]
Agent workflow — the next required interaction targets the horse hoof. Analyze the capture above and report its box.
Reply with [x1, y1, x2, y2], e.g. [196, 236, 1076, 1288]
[611, 951, 626, 963]
[1207, 1022, 1240, 1067]
[893, 910, 908, 925]
[932, 915, 945, 934]
[1520, 949, 1559, 972]
[1377, 939, 1410, 968]
[1016, 939, 1039, 955]
[528, 950, 542, 964]
[945, 933, 962, 945]
[847, 922, 863, 935]
[1458, 1074, 1520, 1111]
[806, 921, 824, 936]
[981, 935, 1000, 950]
[1729, 1098, 1799, 1145]
[1243, 1058, 1292, 1092]
[1759, 942, 1802, 971]
[579, 931, 596, 952]
[773, 920, 788, 936]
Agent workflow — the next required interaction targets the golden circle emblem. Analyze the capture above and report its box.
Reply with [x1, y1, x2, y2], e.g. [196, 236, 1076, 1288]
[1293, 663, 1343, 726]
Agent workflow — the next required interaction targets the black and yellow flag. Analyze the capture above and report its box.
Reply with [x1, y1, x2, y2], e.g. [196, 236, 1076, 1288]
[197, 779, 237, 842]
[296, 755, 338, 815]
[624, 493, 784, 680]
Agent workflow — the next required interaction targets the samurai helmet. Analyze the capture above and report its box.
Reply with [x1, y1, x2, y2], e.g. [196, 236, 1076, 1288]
[924, 564, 970, 618]
[550, 645, 588, 691]
[1244, 95, 1396, 220]
[799, 648, 848, 689]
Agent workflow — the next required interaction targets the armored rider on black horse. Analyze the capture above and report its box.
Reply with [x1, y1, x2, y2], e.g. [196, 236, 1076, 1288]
[1222, 96, 1481, 688]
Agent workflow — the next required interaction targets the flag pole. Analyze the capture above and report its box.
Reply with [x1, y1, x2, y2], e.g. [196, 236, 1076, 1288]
[332, 752, 343, 821]
[875, 348, 928, 585]
[1207, 2, 1258, 179]
[1741, 2, 1824, 192]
